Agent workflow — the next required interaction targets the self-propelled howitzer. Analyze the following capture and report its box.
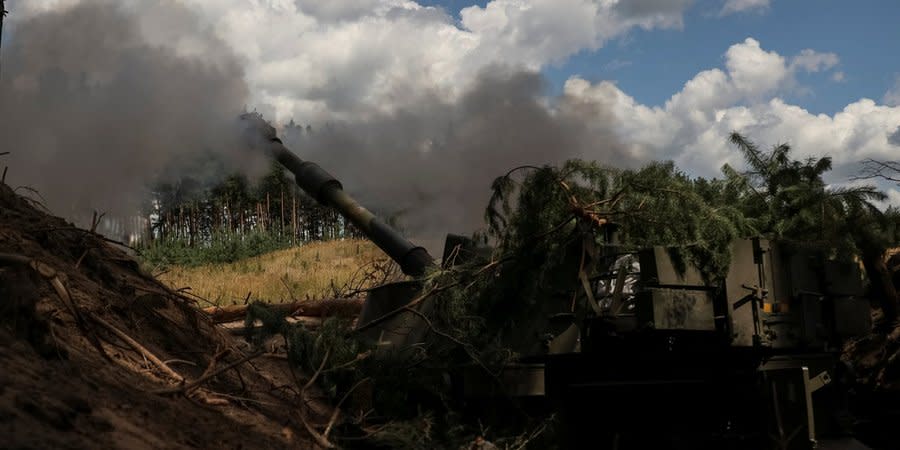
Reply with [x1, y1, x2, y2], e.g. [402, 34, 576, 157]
[241, 115, 878, 449]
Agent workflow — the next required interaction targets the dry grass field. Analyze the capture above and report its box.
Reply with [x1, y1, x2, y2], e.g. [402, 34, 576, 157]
[157, 239, 402, 306]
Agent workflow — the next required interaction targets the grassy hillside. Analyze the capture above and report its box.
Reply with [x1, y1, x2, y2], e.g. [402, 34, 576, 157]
[157, 239, 402, 305]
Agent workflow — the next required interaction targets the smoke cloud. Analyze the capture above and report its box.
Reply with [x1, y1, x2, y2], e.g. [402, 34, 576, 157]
[1, 1, 632, 254]
[281, 67, 633, 250]
[0, 0, 252, 220]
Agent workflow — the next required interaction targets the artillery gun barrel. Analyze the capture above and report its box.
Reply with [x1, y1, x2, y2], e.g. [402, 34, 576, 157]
[259, 136, 435, 277]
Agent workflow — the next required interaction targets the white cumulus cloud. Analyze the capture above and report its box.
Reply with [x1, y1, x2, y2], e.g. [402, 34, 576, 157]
[725, 38, 788, 98]
[790, 49, 839, 73]
[564, 38, 900, 188]
[720, 0, 771, 16]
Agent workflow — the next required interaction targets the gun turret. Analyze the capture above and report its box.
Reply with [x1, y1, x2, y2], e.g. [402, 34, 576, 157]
[242, 114, 434, 277]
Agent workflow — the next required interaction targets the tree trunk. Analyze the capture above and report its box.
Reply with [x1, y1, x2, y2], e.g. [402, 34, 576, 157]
[188, 203, 195, 247]
[225, 201, 231, 233]
[202, 297, 364, 323]
[221, 316, 331, 335]
[291, 190, 297, 246]
[280, 187, 285, 237]
[146, 214, 154, 243]
[165, 210, 171, 240]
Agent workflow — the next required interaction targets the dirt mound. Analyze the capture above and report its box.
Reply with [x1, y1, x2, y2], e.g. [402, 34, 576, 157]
[0, 183, 312, 449]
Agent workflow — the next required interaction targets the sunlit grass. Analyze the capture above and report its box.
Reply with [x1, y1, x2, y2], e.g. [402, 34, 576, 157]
[158, 239, 388, 305]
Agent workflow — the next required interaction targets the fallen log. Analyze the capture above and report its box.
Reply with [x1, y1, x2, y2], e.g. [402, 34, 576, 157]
[202, 298, 364, 324]
[219, 316, 349, 336]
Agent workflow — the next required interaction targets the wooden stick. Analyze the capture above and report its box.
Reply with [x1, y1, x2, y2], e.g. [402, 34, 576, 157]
[323, 377, 370, 440]
[303, 348, 331, 391]
[89, 313, 184, 382]
[297, 410, 335, 449]
[297, 348, 337, 449]
[74, 249, 89, 270]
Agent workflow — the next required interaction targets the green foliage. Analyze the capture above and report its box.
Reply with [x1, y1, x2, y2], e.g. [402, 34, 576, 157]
[138, 230, 293, 268]
[723, 132, 892, 257]
[486, 160, 756, 277]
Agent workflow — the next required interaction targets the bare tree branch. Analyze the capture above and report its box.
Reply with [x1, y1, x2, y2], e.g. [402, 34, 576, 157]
[853, 159, 900, 184]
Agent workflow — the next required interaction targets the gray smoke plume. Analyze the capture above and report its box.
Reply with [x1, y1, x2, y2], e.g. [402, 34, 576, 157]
[281, 68, 633, 250]
[0, 1, 252, 222]
[1, 1, 632, 254]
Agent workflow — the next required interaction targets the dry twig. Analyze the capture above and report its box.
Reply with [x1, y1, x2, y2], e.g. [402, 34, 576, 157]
[322, 377, 371, 440]
[852, 159, 900, 184]
[153, 350, 265, 395]
[510, 415, 553, 450]
[297, 410, 336, 449]
[302, 348, 331, 392]
[354, 281, 459, 333]
[402, 306, 501, 380]
[89, 312, 184, 382]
